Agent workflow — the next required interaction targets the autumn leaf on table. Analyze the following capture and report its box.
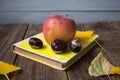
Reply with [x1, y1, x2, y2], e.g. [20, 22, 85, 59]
[88, 51, 120, 77]
[75, 31, 94, 40]
[0, 61, 21, 80]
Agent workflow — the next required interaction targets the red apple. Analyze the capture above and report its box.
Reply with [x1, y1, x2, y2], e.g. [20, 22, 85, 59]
[43, 15, 76, 45]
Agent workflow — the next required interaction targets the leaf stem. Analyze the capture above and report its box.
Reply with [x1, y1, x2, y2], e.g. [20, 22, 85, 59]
[4, 74, 10, 80]
[95, 40, 106, 51]
[107, 75, 112, 80]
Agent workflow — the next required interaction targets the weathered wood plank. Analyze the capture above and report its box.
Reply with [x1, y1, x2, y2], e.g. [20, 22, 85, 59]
[0, 24, 28, 80]
[0, 0, 120, 11]
[67, 25, 109, 80]
[13, 24, 68, 80]
[0, 22, 120, 80]
[67, 22, 120, 80]
[83, 21, 120, 66]
[0, 0, 120, 24]
[0, 12, 120, 24]
[0, 24, 28, 63]
[83, 21, 120, 80]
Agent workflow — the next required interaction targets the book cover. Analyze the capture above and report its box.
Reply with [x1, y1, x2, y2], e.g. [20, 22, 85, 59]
[12, 32, 99, 70]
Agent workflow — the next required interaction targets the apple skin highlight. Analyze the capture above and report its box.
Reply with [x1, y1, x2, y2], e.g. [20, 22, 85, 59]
[43, 15, 76, 45]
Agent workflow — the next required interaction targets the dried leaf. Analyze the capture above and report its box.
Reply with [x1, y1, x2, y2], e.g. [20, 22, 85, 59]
[100, 52, 114, 75]
[0, 61, 21, 75]
[88, 51, 106, 77]
[88, 51, 114, 77]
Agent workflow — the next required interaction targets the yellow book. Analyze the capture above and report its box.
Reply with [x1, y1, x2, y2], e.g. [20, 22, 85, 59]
[12, 31, 99, 70]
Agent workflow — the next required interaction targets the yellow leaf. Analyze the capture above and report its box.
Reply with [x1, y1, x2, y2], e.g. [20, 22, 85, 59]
[111, 67, 120, 75]
[0, 61, 21, 75]
[75, 31, 94, 40]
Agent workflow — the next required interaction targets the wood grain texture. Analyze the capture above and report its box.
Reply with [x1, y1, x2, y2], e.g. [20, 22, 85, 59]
[0, 22, 120, 80]
[0, 12, 120, 24]
[83, 21, 120, 66]
[0, 0, 120, 24]
[0, 24, 28, 79]
[67, 22, 120, 80]
[0, 24, 28, 63]
[0, 0, 120, 11]
[67, 24, 109, 80]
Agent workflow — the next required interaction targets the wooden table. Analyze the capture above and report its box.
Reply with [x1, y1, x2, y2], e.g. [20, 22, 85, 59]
[0, 21, 120, 80]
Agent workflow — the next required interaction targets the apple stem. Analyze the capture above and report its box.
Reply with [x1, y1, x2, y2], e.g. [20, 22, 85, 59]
[66, 14, 68, 17]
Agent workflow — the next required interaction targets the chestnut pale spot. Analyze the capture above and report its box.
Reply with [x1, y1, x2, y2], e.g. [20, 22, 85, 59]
[69, 39, 82, 53]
